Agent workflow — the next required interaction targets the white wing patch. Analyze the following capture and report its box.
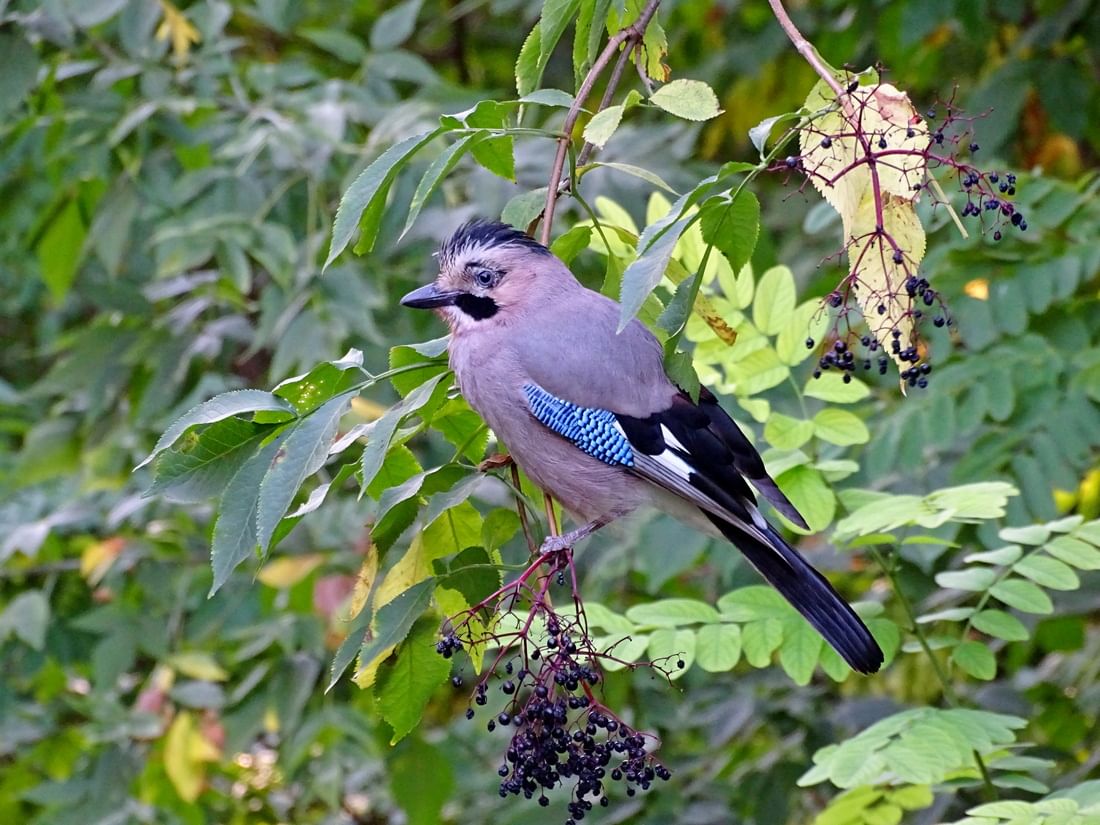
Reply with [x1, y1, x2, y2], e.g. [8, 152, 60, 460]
[659, 425, 688, 454]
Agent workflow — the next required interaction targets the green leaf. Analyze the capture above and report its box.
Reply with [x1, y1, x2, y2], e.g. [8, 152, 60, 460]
[518, 88, 576, 107]
[625, 598, 721, 627]
[751, 265, 796, 335]
[273, 349, 364, 417]
[326, 130, 442, 268]
[803, 372, 870, 403]
[812, 409, 870, 446]
[588, 162, 678, 194]
[764, 413, 815, 451]
[0, 591, 50, 650]
[359, 579, 437, 675]
[210, 432, 288, 596]
[618, 214, 691, 329]
[775, 301, 830, 366]
[934, 567, 998, 592]
[139, 390, 295, 470]
[361, 373, 448, 491]
[150, 418, 274, 503]
[583, 104, 625, 148]
[964, 545, 1023, 565]
[729, 346, 789, 395]
[775, 465, 834, 532]
[1045, 535, 1100, 570]
[0, 32, 40, 118]
[550, 225, 593, 264]
[369, 0, 423, 50]
[650, 78, 722, 121]
[952, 640, 997, 680]
[717, 586, 792, 621]
[971, 609, 1029, 641]
[699, 191, 760, 274]
[514, 23, 542, 97]
[694, 624, 741, 672]
[501, 186, 548, 230]
[256, 394, 352, 552]
[1012, 554, 1079, 590]
[376, 617, 451, 744]
[990, 578, 1054, 614]
[646, 628, 695, 677]
[998, 524, 1051, 545]
[37, 199, 87, 302]
[742, 618, 784, 667]
[779, 620, 823, 685]
[389, 737, 454, 825]
[401, 134, 479, 238]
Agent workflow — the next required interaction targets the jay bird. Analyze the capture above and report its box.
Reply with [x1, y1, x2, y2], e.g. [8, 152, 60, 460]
[401, 219, 883, 674]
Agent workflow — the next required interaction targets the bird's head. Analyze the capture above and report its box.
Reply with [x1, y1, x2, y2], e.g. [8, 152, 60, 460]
[400, 219, 568, 330]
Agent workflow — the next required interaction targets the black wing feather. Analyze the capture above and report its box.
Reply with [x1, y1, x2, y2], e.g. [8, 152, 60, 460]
[705, 513, 883, 674]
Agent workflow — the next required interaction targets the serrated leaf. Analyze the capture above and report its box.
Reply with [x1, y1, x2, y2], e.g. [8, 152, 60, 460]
[501, 186, 548, 230]
[694, 624, 741, 671]
[150, 418, 273, 503]
[326, 130, 441, 268]
[625, 598, 720, 627]
[990, 578, 1053, 614]
[256, 394, 351, 552]
[619, 214, 691, 329]
[138, 390, 294, 469]
[361, 373, 448, 492]
[401, 134, 479, 238]
[376, 617, 450, 744]
[209, 432, 288, 596]
[699, 191, 760, 274]
[971, 609, 1029, 641]
[813, 408, 870, 446]
[650, 78, 722, 121]
[357, 579, 436, 677]
[583, 104, 624, 148]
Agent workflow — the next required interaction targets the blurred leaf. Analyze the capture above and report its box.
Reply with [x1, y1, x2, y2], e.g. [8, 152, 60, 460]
[370, 0, 423, 50]
[952, 640, 997, 680]
[37, 199, 86, 302]
[694, 623, 741, 672]
[0, 590, 50, 650]
[752, 265, 796, 335]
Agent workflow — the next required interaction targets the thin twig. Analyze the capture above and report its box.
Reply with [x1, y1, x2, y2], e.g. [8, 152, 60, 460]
[539, 0, 662, 245]
[511, 463, 537, 554]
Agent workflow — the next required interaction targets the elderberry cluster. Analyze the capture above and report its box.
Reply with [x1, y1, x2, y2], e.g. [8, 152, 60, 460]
[808, 334, 936, 388]
[442, 608, 670, 822]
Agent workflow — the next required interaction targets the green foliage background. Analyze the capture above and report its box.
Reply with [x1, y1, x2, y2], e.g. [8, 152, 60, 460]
[1, 1, 1098, 824]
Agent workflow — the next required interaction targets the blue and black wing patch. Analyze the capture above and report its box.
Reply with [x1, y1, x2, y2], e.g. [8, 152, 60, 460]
[522, 383, 634, 467]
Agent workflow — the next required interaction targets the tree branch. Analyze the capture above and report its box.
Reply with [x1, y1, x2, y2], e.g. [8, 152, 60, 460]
[538, 0, 662, 245]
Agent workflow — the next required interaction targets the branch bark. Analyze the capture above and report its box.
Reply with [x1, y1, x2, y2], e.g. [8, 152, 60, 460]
[538, 0, 662, 245]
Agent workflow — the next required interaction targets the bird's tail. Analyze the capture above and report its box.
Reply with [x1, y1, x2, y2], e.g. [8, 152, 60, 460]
[706, 513, 883, 674]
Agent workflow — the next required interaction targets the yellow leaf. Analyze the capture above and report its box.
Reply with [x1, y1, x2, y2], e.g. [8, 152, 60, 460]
[373, 534, 432, 608]
[351, 397, 388, 420]
[164, 711, 220, 802]
[167, 651, 228, 682]
[80, 537, 125, 585]
[352, 535, 434, 688]
[349, 549, 378, 619]
[156, 0, 201, 64]
[964, 278, 990, 300]
[849, 192, 926, 368]
[256, 554, 324, 589]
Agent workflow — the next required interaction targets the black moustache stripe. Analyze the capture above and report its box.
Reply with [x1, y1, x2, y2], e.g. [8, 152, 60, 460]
[455, 293, 499, 320]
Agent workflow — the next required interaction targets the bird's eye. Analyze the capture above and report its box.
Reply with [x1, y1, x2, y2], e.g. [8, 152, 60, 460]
[473, 269, 495, 287]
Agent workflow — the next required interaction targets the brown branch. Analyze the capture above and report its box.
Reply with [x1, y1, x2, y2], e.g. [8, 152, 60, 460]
[538, 0, 662, 245]
[767, 0, 844, 100]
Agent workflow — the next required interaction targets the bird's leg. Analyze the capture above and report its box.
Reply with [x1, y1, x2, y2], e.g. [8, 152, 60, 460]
[538, 515, 612, 555]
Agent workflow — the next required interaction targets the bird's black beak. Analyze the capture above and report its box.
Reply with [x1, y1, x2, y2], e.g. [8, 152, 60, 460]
[400, 283, 462, 310]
